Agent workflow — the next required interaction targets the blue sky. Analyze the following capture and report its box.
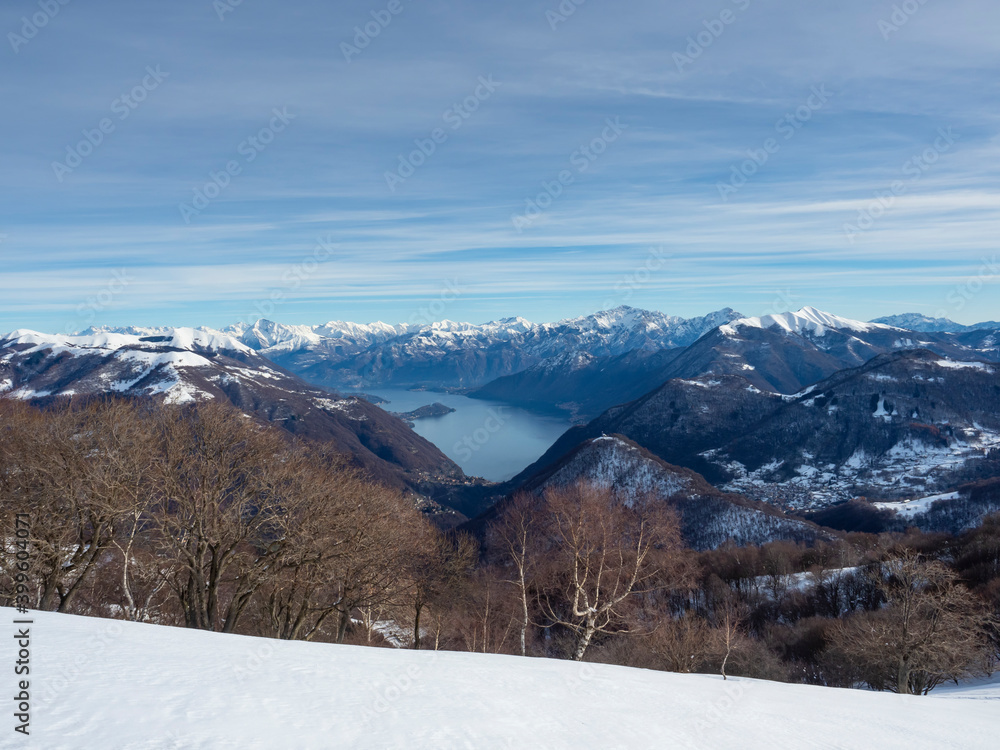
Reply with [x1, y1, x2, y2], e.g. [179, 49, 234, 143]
[1, 0, 999, 333]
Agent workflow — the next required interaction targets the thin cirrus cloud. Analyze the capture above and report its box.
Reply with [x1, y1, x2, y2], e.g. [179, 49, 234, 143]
[0, 0, 998, 332]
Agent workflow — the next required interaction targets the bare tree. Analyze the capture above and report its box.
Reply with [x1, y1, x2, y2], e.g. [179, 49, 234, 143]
[149, 403, 296, 633]
[0, 399, 155, 613]
[535, 482, 684, 661]
[83, 400, 167, 622]
[487, 493, 538, 656]
[406, 528, 479, 650]
[454, 567, 520, 655]
[263, 454, 421, 643]
[717, 596, 748, 681]
[646, 612, 720, 674]
[827, 550, 992, 694]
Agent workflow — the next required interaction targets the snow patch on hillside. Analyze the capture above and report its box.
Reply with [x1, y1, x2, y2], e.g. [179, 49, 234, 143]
[876, 492, 962, 518]
[934, 360, 994, 372]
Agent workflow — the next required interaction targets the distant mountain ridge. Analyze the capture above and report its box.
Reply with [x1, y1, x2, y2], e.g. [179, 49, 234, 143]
[75, 306, 745, 391]
[473, 306, 1000, 419]
[871, 313, 1000, 332]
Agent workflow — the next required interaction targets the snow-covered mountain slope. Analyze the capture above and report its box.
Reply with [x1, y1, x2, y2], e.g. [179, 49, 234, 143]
[0, 327, 256, 403]
[647, 307, 1000, 396]
[711, 351, 1000, 509]
[517, 435, 826, 549]
[721, 306, 895, 337]
[0, 328, 467, 503]
[518, 351, 1000, 513]
[15, 609, 997, 750]
[869, 477, 1000, 535]
[872, 313, 1000, 333]
[469, 306, 997, 419]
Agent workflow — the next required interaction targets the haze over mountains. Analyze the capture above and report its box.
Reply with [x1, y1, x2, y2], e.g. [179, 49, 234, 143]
[3, 305, 999, 536]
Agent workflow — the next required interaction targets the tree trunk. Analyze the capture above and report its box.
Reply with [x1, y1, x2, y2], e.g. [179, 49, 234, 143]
[897, 659, 911, 695]
[336, 609, 351, 644]
[413, 602, 423, 650]
[39, 580, 60, 612]
[572, 618, 597, 661]
[519, 580, 529, 657]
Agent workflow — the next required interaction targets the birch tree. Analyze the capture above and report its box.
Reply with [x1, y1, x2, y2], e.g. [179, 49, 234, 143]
[537, 483, 683, 661]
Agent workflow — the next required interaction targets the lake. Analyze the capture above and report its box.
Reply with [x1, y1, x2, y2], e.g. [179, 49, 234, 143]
[354, 388, 573, 482]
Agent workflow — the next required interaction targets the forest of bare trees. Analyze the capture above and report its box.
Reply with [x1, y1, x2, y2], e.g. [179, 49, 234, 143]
[1, 398, 998, 695]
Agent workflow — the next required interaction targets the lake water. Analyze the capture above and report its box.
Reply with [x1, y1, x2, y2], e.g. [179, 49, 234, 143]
[355, 388, 573, 482]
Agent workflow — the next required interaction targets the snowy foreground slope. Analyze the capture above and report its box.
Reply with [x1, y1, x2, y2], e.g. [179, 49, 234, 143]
[9, 610, 997, 750]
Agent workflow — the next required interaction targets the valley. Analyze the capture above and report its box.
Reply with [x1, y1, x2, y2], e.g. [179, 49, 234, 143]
[3, 304, 1000, 535]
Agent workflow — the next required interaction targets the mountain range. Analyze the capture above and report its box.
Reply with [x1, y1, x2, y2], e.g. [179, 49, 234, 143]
[516, 349, 1000, 511]
[3, 305, 999, 540]
[0, 327, 473, 523]
[474, 307, 1000, 420]
[215, 306, 744, 391]
[871, 313, 1000, 332]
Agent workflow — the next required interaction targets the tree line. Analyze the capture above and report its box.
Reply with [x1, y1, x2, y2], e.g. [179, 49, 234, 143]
[0, 398, 997, 695]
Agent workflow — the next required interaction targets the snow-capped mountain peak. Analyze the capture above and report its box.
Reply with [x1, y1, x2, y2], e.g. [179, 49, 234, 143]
[722, 306, 896, 338]
[7, 327, 253, 356]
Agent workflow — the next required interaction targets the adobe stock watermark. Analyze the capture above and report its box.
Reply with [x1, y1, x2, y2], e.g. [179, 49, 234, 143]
[62, 269, 134, 334]
[8, 0, 72, 54]
[843, 127, 957, 243]
[510, 117, 628, 233]
[586, 246, 671, 315]
[357, 653, 442, 729]
[546, 0, 589, 31]
[51, 66, 170, 183]
[688, 679, 749, 741]
[454, 407, 510, 462]
[231, 640, 275, 682]
[673, 0, 752, 73]
[341, 0, 408, 63]
[213, 0, 248, 22]
[385, 75, 501, 193]
[935, 255, 999, 317]
[878, 0, 932, 41]
[717, 85, 833, 202]
[36, 620, 123, 711]
[178, 107, 295, 223]
[760, 289, 802, 318]
[242, 234, 336, 324]
[408, 280, 462, 326]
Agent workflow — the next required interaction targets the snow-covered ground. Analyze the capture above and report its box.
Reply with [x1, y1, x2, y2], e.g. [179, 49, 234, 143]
[8, 609, 997, 749]
[875, 491, 962, 518]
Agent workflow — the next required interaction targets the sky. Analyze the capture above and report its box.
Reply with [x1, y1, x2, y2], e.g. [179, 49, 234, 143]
[1, 0, 999, 334]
